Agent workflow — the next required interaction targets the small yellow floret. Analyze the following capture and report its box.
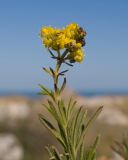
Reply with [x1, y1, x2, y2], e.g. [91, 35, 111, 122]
[64, 23, 79, 39]
[41, 27, 54, 37]
[43, 38, 52, 47]
[68, 49, 84, 62]
[76, 43, 82, 48]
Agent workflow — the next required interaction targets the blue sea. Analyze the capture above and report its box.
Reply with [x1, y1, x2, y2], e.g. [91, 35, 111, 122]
[0, 90, 128, 98]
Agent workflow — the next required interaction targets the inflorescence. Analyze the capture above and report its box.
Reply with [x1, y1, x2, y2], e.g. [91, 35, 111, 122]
[40, 23, 86, 63]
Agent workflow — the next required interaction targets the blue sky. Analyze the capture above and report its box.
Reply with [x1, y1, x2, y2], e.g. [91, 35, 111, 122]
[0, 0, 128, 92]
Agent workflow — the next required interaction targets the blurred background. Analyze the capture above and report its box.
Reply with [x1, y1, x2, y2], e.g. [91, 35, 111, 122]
[0, 0, 128, 160]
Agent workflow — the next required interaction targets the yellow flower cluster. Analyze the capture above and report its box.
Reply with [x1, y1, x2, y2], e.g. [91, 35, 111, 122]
[40, 23, 86, 62]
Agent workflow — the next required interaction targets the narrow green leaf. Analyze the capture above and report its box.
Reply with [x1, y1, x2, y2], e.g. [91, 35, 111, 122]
[49, 67, 55, 76]
[60, 70, 69, 74]
[39, 84, 51, 95]
[67, 98, 77, 122]
[60, 77, 66, 94]
[79, 144, 84, 160]
[72, 106, 83, 146]
[60, 100, 67, 120]
[45, 146, 53, 158]
[39, 114, 55, 130]
[67, 97, 73, 118]
[85, 106, 103, 132]
[112, 137, 128, 160]
[86, 136, 100, 160]
[37, 91, 47, 95]
[48, 48, 55, 57]
[57, 101, 66, 125]
[43, 67, 52, 75]
[47, 100, 62, 122]
[64, 62, 73, 67]
[39, 114, 66, 148]
[57, 122, 69, 150]
[50, 91, 56, 101]
[51, 146, 62, 160]
[42, 103, 59, 122]
[75, 109, 87, 148]
[76, 107, 103, 151]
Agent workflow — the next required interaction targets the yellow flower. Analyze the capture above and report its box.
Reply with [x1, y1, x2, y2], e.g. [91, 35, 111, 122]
[50, 30, 68, 50]
[68, 49, 84, 63]
[43, 38, 52, 48]
[40, 23, 86, 61]
[41, 27, 54, 37]
[64, 23, 79, 39]
[66, 23, 78, 30]
[76, 43, 82, 48]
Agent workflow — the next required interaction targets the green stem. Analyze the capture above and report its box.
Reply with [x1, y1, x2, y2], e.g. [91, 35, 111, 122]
[53, 49, 68, 102]
[48, 49, 77, 160]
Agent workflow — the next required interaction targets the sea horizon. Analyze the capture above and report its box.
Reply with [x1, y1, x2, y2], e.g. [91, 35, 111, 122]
[0, 89, 128, 98]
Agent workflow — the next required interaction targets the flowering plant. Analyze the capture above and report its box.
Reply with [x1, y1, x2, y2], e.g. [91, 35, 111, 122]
[39, 23, 102, 160]
[112, 135, 128, 160]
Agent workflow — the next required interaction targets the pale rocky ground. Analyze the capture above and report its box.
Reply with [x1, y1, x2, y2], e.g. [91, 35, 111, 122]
[97, 154, 123, 160]
[0, 93, 128, 160]
[0, 134, 23, 160]
[77, 96, 128, 126]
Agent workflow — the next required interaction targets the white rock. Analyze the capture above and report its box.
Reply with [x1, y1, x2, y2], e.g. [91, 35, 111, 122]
[77, 96, 127, 108]
[98, 107, 128, 126]
[0, 102, 30, 127]
[0, 134, 23, 160]
[113, 153, 123, 160]
[77, 96, 113, 108]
